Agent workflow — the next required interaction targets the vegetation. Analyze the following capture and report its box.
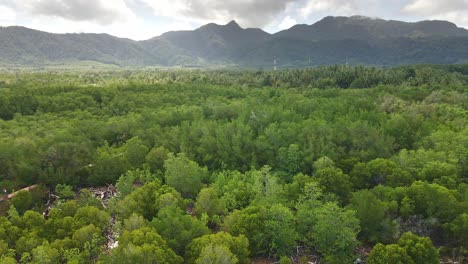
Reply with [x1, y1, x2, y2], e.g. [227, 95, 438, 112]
[0, 64, 467, 263]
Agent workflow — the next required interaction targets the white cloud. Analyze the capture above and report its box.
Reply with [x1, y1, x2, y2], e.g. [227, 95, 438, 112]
[16, 0, 135, 24]
[278, 16, 297, 30]
[0, 5, 15, 21]
[140, 0, 297, 28]
[403, 0, 468, 15]
[299, 0, 380, 19]
[1, 0, 467, 40]
[402, 0, 468, 28]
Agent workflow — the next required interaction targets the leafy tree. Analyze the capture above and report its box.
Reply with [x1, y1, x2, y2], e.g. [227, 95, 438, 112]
[116, 169, 160, 198]
[311, 203, 360, 264]
[195, 187, 225, 217]
[314, 167, 351, 202]
[164, 153, 207, 198]
[397, 232, 439, 264]
[222, 206, 268, 255]
[213, 170, 255, 211]
[443, 213, 468, 248]
[251, 166, 285, 206]
[104, 227, 183, 264]
[117, 182, 183, 220]
[123, 137, 149, 168]
[152, 205, 209, 255]
[277, 144, 303, 181]
[185, 232, 249, 264]
[349, 190, 395, 243]
[31, 243, 60, 264]
[145, 146, 170, 173]
[367, 243, 414, 264]
[89, 143, 131, 185]
[196, 244, 238, 264]
[10, 190, 32, 215]
[264, 204, 297, 257]
[55, 184, 75, 200]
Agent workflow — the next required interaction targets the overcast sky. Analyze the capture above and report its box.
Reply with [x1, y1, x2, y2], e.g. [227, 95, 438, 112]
[0, 0, 467, 40]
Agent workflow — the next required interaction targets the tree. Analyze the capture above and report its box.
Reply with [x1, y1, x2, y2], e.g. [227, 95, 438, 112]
[195, 187, 225, 217]
[264, 204, 297, 257]
[196, 244, 238, 264]
[444, 213, 468, 248]
[145, 146, 170, 173]
[31, 244, 60, 264]
[117, 182, 183, 220]
[152, 205, 209, 255]
[185, 232, 249, 264]
[164, 153, 207, 198]
[349, 190, 395, 243]
[314, 167, 351, 202]
[10, 190, 33, 215]
[311, 203, 360, 264]
[367, 158, 411, 187]
[104, 227, 183, 264]
[89, 143, 131, 185]
[397, 232, 438, 264]
[213, 170, 255, 211]
[251, 166, 285, 206]
[55, 184, 75, 200]
[123, 137, 149, 168]
[277, 144, 303, 181]
[116, 169, 160, 198]
[367, 243, 414, 264]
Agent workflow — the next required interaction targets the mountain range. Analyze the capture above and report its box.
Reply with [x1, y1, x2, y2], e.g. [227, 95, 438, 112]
[1, 15, 468, 68]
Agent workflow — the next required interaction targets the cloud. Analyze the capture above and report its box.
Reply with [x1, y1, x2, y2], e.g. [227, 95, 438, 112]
[140, 0, 298, 27]
[299, 0, 381, 19]
[403, 0, 468, 15]
[402, 0, 468, 27]
[0, 5, 15, 21]
[17, 0, 135, 24]
[278, 16, 297, 30]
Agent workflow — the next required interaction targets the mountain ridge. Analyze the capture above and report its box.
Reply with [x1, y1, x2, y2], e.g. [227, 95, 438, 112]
[1, 16, 467, 67]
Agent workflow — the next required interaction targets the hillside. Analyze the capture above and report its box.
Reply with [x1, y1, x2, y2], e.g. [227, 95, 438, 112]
[1, 16, 468, 67]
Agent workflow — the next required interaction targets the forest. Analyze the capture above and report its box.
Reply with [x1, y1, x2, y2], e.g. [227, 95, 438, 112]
[0, 64, 466, 263]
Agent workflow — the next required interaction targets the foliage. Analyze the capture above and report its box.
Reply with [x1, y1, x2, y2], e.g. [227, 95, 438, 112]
[0, 66, 466, 263]
[164, 153, 207, 198]
[185, 232, 249, 264]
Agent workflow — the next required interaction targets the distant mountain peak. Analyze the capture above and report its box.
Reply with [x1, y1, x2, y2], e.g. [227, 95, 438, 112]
[225, 20, 241, 29]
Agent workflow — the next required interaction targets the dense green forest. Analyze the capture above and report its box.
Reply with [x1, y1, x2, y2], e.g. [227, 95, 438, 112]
[0, 65, 466, 263]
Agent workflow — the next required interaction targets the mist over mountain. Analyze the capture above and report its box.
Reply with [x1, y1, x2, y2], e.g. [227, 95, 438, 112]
[1, 16, 467, 67]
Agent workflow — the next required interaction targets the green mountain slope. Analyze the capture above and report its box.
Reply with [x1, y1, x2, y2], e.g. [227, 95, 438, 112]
[1, 16, 467, 67]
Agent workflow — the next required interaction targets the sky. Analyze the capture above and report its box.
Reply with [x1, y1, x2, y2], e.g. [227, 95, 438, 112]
[0, 0, 467, 40]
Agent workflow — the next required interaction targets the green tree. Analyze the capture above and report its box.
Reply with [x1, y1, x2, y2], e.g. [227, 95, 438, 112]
[30, 244, 60, 264]
[311, 203, 360, 264]
[164, 153, 207, 198]
[145, 146, 170, 173]
[397, 232, 438, 264]
[123, 137, 149, 168]
[264, 204, 297, 257]
[349, 190, 395, 243]
[10, 190, 33, 215]
[195, 187, 225, 217]
[55, 184, 75, 200]
[104, 227, 183, 264]
[152, 205, 209, 255]
[196, 244, 238, 264]
[186, 232, 249, 264]
[443, 213, 468, 248]
[367, 243, 414, 264]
